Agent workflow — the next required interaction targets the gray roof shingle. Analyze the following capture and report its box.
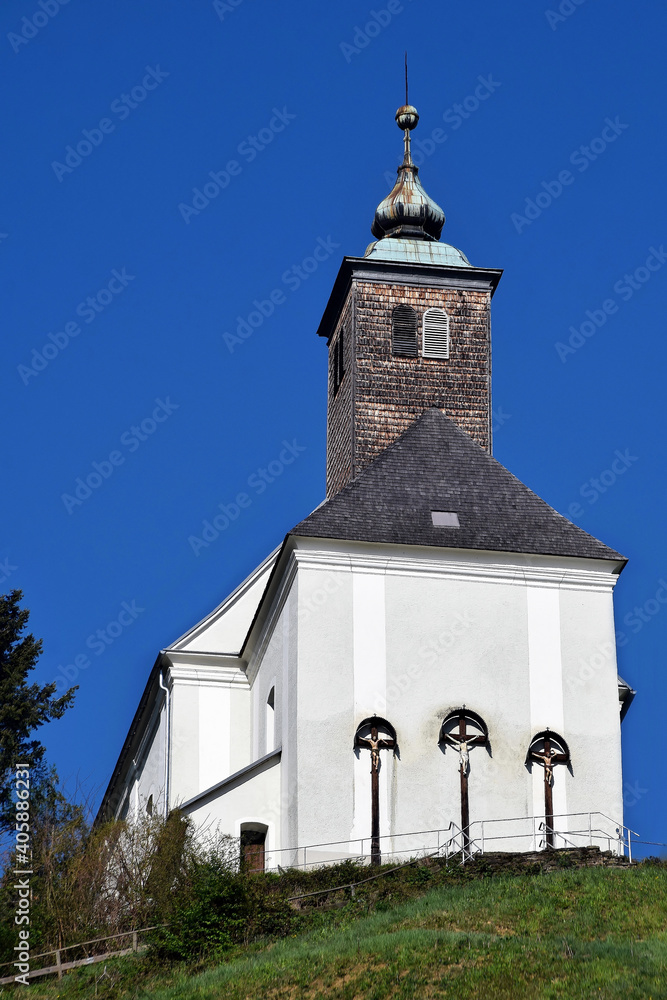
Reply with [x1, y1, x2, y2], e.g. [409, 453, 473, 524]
[291, 409, 624, 562]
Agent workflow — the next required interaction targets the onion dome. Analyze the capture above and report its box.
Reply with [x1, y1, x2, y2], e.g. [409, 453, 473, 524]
[372, 105, 445, 242]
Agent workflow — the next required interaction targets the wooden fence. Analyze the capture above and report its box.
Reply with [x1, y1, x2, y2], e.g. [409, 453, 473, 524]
[0, 925, 165, 985]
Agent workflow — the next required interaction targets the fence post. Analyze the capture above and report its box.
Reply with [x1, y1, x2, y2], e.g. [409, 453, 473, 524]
[132, 931, 138, 953]
[55, 950, 62, 980]
[628, 829, 632, 863]
[480, 821, 485, 855]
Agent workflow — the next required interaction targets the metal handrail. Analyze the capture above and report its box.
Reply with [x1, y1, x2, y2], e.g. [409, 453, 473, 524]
[264, 823, 463, 857]
[455, 812, 637, 864]
[261, 822, 465, 872]
[261, 811, 637, 871]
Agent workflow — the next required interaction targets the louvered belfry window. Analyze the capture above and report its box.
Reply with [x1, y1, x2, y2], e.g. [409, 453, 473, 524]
[422, 307, 450, 359]
[391, 305, 418, 356]
[332, 327, 345, 395]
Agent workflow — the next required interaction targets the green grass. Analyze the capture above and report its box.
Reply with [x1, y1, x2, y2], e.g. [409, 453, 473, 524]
[12, 862, 667, 999]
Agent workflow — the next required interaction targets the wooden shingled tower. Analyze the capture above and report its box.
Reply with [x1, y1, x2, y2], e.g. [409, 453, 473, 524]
[318, 102, 502, 498]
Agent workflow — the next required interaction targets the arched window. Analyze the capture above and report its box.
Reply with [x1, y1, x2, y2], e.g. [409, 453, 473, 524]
[422, 307, 450, 359]
[391, 305, 418, 356]
[526, 731, 570, 849]
[354, 717, 398, 865]
[266, 687, 275, 754]
[146, 794, 153, 817]
[439, 709, 489, 851]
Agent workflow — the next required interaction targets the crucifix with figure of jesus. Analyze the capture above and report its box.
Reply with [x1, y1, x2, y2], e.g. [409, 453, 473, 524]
[526, 731, 570, 849]
[439, 709, 488, 851]
[354, 717, 397, 866]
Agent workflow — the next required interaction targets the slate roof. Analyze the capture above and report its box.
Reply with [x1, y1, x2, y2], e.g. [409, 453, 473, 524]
[291, 409, 624, 563]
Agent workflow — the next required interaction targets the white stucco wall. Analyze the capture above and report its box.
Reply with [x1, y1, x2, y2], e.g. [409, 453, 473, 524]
[247, 578, 299, 858]
[280, 540, 624, 857]
[295, 559, 354, 852]
[118, 537, 625, 862]
[168, 660, 251, 807]
[183, 756, 282, 860]
[560, 586, 624, 836]
[108, 557, 268, 827]
[124, 699, 167, 819]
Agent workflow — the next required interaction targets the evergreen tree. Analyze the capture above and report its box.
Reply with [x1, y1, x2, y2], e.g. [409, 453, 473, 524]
[0, 590, 76, 831]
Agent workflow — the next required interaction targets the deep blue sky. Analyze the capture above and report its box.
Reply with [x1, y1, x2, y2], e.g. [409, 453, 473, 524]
[2, 0, 666, 856]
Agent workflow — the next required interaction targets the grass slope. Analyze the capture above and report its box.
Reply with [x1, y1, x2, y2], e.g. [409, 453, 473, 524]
[16, 862, 667, 999]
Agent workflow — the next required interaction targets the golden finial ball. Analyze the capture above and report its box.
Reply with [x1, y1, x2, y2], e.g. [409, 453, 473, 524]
[395, 105, 419, 130]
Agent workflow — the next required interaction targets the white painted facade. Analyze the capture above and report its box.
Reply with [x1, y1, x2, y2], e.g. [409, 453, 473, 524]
[98, 99, 634, 863]
[108, 535, 627, 860]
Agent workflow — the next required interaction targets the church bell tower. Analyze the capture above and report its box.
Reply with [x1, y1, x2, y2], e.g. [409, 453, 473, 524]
[318, 103, 502, 497]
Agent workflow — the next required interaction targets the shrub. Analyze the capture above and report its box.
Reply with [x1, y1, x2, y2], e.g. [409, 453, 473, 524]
[151, 855, 252, 961]
[149, 832, 295, 963]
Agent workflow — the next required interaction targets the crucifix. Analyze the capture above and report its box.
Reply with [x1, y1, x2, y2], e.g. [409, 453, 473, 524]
[527, 732, 570, 849]
[440, 711, 488, 851]
[354, 719, 397, 866]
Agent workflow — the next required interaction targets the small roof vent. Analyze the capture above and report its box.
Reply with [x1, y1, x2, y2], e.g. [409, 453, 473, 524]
[432, 511, 460, 527]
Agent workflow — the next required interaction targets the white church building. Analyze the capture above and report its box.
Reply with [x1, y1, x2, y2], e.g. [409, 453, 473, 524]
[98, 102, 635, 865]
